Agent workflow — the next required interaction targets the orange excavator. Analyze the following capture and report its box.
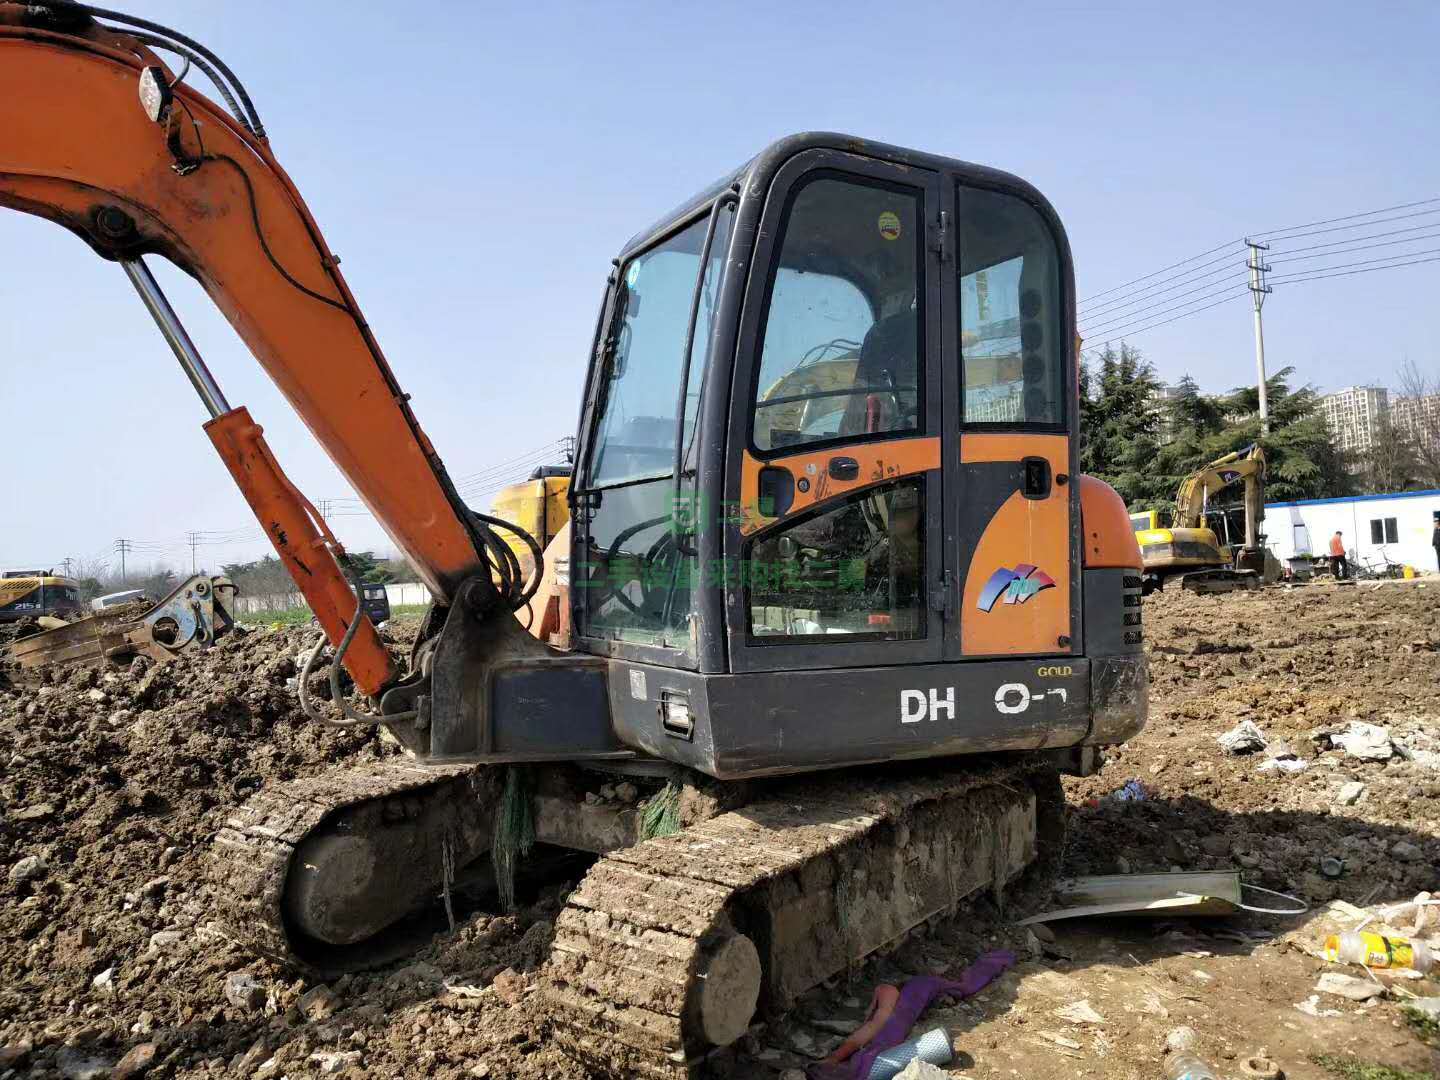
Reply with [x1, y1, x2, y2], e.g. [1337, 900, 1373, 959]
[1, 5, 1146, 1075]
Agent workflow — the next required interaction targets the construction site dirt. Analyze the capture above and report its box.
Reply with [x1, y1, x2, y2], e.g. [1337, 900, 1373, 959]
[2, 583, 1438, 1080]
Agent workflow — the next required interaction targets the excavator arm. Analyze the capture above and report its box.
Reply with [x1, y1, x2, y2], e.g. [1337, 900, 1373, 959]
[1175, 445, 1266, 529]
[0, 4, 493, 693]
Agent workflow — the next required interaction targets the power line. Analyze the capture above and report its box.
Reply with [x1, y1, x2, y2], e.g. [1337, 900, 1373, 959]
[1077, 238, 1242, 306]
[1268, 230, 1440, 266]
[1269, 246, 1440, 281]
[1247, 205, 1440, 244]
[1078, 247, 1247, 320]
[1252, 195, 1440, 241]
[449, 439, 570, 487]
[1080, 281, 1251, 340]
[1272, 252, 1440, 286]
[1078, 269, 1249, 335]
[1266, 219, 1440, 257]
[1080, 290, 1251, 357]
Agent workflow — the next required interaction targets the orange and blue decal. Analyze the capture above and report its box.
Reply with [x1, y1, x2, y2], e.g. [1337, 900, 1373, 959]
[977, 564, 1056, 612]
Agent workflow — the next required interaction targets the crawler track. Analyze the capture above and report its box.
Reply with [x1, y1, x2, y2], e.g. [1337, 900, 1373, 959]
[544, 759, 1063, 1079]
[210, 759, 488, 974]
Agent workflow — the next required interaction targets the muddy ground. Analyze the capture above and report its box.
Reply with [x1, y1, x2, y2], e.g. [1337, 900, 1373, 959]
[2, 582, 1438, 1080]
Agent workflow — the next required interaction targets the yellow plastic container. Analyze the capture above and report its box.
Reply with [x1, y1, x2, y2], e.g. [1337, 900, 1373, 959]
[1403, 565, 1417, 579]
[1325, 931, 1433, 972]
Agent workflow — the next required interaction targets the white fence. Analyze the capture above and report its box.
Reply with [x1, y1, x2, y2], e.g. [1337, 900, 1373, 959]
[233, 581, 433, 616]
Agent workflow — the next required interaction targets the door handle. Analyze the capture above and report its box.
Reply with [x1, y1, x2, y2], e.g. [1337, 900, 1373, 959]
[828, 456, 860, 480]
[757, 466, 795, 518]
[1022, 457, 1051, 499]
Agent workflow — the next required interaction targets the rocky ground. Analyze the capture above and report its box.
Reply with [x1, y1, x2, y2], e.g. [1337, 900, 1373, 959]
[1, 581, 1438, 1080]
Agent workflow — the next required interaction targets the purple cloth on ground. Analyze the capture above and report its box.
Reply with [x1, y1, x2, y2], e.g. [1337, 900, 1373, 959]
[805, 949, 1015, 1080]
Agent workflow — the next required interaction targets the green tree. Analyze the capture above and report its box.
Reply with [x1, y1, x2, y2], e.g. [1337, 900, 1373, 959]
[1079, 343, 1168, 507]
[344, 551, 395, 585]
[1358, 413, 1422, 494]
[1154, 367, 1352, 506]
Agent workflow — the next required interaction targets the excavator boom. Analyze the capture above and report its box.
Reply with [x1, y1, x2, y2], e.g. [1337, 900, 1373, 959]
[0, 5, 489, 693]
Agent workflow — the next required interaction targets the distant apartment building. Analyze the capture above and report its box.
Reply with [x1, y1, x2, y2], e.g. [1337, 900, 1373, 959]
[1150, 382, 1183, 444]
[1390, 393, 1440, 450]
[1319, 386, 1389, 454]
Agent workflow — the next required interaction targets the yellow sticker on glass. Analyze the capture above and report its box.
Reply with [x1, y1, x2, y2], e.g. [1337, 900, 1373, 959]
[878, 211, 902, 241]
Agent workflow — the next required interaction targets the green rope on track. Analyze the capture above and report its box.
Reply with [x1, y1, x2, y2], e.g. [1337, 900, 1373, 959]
[492, 766, 533, 913]
[640, 782, 682, 840]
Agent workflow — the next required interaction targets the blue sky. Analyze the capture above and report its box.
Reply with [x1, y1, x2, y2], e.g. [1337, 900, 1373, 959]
[3, 0, 1437, 574]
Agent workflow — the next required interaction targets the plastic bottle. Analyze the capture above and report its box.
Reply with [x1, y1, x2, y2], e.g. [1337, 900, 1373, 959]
[1325, 931, 1434, 973]
[1164, 1054, 1220, 1080]
[866, 1027, 953, 1080]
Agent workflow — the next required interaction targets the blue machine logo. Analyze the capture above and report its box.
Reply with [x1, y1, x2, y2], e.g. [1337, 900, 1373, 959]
[977, 564, 1056, 613]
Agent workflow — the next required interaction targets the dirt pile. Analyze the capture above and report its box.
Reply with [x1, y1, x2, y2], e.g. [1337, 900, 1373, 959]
[1066, 582, 1440, 905]
[2, 582, 1437, 1080]
[0, 623, 573, 1079]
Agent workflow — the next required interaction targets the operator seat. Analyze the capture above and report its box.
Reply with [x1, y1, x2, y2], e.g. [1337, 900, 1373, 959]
[839, 309, 919, 437]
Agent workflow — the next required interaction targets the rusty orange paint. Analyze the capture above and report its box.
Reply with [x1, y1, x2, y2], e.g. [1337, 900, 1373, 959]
[1079, 475, 1143, 569]
[960, 433, 1072, 656]
[0, 21, 480, 604]
[206, 408, 396, 695]
[519, 520, 573, 648]
[738, 437, 941, 535]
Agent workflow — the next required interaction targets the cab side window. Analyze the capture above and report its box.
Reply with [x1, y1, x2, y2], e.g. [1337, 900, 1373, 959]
[958, 186, 1065, 426]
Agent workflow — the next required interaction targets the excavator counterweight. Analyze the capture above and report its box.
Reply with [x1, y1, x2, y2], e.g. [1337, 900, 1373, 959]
[1, 5, 1148, 1075]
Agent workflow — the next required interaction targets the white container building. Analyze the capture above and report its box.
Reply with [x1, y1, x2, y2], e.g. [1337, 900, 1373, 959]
[1265, 489, 1440, 573]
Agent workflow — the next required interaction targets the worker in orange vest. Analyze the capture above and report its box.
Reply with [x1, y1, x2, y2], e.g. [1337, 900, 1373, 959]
[1328, 531, 1349, 580]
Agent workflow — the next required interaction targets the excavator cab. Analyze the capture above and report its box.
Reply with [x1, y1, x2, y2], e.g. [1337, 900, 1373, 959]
[554, 136, 1145, 778]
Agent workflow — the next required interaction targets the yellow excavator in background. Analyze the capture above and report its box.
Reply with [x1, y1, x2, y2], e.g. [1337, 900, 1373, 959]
[1135, 444, 1267, 593]
[0, 570, 84, 622]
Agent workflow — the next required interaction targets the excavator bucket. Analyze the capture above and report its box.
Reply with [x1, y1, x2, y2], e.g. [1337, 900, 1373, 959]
[6, 575, 237, 673]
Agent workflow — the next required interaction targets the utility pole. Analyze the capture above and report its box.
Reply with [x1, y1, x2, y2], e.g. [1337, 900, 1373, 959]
[186, 531, 200, 574]
[1245, 238, 1273, 436]
[561, 435, 576, 464]
[61, 557, 73, 578]
[114, 538, 132, 585]
[317, 499, 331, 520]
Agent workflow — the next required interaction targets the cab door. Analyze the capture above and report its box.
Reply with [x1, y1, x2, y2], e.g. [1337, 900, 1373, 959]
[726, 151, 945, 674]
[944, 180, 1077, 659]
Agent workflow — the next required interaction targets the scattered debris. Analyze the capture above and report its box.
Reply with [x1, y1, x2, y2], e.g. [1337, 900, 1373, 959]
[1336, 781, 1366, 806]
[7, 852, 48, 885]
[892, 1057, 949, 1079]
[1403, 997, 1440, 1022]
[1326, 930, 1434, 972]
[225, 972, 266, 1012]
[309, 1050, 363, 1074]
[1390, 840, 1423, 863]
[1164, 1026, 1199, 1054]
[55, 1047, 114, 1080]
[1332, 722, 1394, 762]
[112, 1042, 157, 1080]
[1038, 1031, 1083, 1050]
[1218, 720, 1268, 755]
[299, 983, 340, 1020]
[1320, 856, 1345, 879]
[1295, 995, 1343, 1018]
[1238, 1055, 1283, 1079]
[1315, 972, 1386, 1001]
[1108, 778, 1149, 802]
[1056, 999, 1106, 1025]
[0, 1042, 32, 1070]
